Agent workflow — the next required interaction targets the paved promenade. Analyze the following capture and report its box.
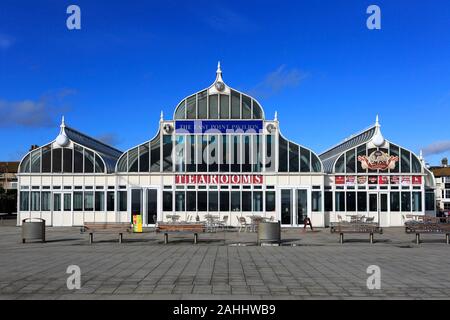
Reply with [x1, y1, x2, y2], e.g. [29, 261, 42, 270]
[0, 222, 449, 300]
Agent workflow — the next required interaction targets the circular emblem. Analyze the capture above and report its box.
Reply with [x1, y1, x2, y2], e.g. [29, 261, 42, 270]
[215, 81, 225, 92]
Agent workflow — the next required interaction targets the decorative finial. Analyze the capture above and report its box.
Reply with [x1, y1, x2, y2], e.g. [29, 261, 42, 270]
[372, 114, 385, 147]
[274, 111, 278, 121]
[61, 115, 65, 128]
[375, 114, 380, 127]
[217, 61, 222, 74]
[56, 115, 69, 147]
[160, 110, 164, 122]
[419, 150, 423, 161]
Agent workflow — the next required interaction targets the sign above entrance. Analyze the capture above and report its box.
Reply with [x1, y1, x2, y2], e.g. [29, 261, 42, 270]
[175, 120, 263, 134]
[175, 174, 263, 185]
[358, 150, 399, 171]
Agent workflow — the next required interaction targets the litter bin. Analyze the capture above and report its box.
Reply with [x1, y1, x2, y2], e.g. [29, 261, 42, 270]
[22, 218, 46, 243]
[257, 221, 281, 245]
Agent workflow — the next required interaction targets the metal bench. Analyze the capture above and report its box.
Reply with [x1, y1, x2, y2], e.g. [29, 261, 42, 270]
[81, 223, 132, 244]
[330, 222, 383, 244]
[156, 223, 206, 244]
[405, 219, 450, 244]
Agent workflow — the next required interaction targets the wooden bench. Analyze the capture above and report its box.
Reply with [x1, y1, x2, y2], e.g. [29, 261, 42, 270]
[156, 223, 205, 244]
[330, 222, 383, 244]
[82, 223, 132, 244]
[405, 221, 450, 244]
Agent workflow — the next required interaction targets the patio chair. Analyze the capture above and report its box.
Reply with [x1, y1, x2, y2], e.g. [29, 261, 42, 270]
[365, 217, 375, 223]
[337, 215, 343, 222]
[216, 215, 228, 230]
[237, 216, 250, 233]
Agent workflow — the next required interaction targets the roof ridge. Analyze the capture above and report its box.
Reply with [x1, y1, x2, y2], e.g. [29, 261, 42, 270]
[319, 124, 376, 158]
[65, 125, 122, 154]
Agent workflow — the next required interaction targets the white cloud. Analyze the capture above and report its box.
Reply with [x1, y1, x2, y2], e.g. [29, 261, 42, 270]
[422, 141, 450, 156]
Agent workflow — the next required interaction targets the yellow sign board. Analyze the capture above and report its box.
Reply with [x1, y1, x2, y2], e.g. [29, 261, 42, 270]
[133, 215, 142, 233]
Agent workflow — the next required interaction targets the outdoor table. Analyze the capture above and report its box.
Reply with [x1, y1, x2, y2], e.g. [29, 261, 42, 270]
[204, 214, 219, 232]
[166, 214, 180, 223]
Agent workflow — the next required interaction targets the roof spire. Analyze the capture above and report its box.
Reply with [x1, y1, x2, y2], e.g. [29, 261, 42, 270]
[217, 61, 222, 74]
[61, 115, 66, 128]
[274, 111, 278, 121]
[372, 114, 385, 147]
[160, 110, 164, 122]
[375, 114, 380, 127]
[215, 61, 224, 83]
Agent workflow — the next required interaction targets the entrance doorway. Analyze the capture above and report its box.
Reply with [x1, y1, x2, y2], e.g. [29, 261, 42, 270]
[52, 192, 72, 226]
[130, 188, 159, 226]
[280, 188, 309, 226]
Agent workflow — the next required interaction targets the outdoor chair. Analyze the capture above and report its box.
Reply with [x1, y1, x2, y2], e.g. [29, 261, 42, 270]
[237, 216, 250, 233]
[365, 217, 375, 223]
[337, 215, 343, 222]
[216, 215, 228, 230]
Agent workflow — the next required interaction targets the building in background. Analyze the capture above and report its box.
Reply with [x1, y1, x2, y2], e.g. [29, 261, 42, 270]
[430, 158, 450, 215]
[0, 162, 19, 190]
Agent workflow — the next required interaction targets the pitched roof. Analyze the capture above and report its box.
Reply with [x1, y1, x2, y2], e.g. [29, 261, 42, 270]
[64, 126, 122, 173]
[429, 167, 450, 178]
[319, 125, 376, 173]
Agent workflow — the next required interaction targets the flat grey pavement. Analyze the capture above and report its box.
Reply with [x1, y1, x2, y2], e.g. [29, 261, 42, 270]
[0, 221, 449, 300]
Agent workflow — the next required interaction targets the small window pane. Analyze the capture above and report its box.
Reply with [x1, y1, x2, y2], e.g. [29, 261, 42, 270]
[175, 100, 186, 119]
[220, 191, 229, 211]
[186, 95, 196, 119]
[278, 136, 288, 172]
[31, 149, 41, 173]
[20, 192, 30, 211]
[163, 191, 173, 211]
[74, 145, 84, 173]
[63, 148, 73, 173]
[128, 147, 139, 172]
[242, 191, 251, 211]
[242, 95, 251, 119]
[73, 192, 83, 211]
[231, 90, 240, 119]
[220, 95, 230, 119]
[289, 143, 299, 172]
[265, 191, 275, 211]
[209, 191, 218, 211]
[231, 191, 241, 211]
[300, 148, 310, 172]
[95, 154, 105, 173]
[84, 192, 94, 211]
[198, 91, 207, 119]
[208, 94, 218, 119]
[197, 191, 207, 211]
[84, 150, 94, 173]
[42, 145, 52, 173]
[95, 192, 104, 211]
[107, 191, 115, 211]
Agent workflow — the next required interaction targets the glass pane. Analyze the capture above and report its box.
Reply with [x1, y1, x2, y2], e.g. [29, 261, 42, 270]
[131, 189, 142, 216]
[335, 192, 345, 211]
[186, 95, 196, 119]
[325, 192, 333, 211]
[107, 192, 114, 211]
[242, 95, 251, 119]
[231, 191, 241, 211]
[401, 192, 411, 211]
[346, 192, 356, 211]
[357, 192, 367, 211]
[84, 150, 94, 173]
[175, 191, 185, 211]
[289, 143, 299, 172]
[335, 154, 344, 173]
[209, 191, 218, 211]
[118, 191, 127, 211]
[41, 192, 51, 211]
[390, 192, 400, 211]
[42, 145, 51, 173]
[95, 192, 104, 211]
[401, 149, 411, 173]
[163, 191, 173, 211]
[297, 190, 308, 223]
[208, 135, 218, 172]
[300, 148, 311, 172]
[187, 191, 196, 211]
[253, 191, 263, 212]
[163, 135, 173, 172]
[311, 153, 322, 172]
[74, 145, 84, 173]
[175, 136, 185, 172]
[411, 155, 422, 173]
[266, 134, 275, 171]
[53, 193, 61, 211]
[147, 189, 158, 223]
[139, 143, 149, 172]
[175, 100, 186, 119]
[197, 135, 207, 172]
[20, 154, 31, 173]
[380, 193, 388, 212]
[242, 136, 251, 172]
[63, 148, 73, 173]
[281, 189, 292, 224]
[31, 192, 40, 211]
[389, 144, 400, 173]
[84, 192, 94, 211]
[265, 191, 275, 212]
[150, 135, 161, 172]
[197, 191, 207, 211]
[73, 192, 83, 211]
[220, 135, 229, 172]
[231, 90, 240, 119]
[312, 191, 321, 212]
[278, 136, 288, 172]
[253, 135, 262, 172]
[252, 100, 263, 119]
[64, 194, 71, 211]
[20, 192, 30, 211]
[220, 191, 229, 211]
[242, 191, 251, 211]
[52, 148, 62, 173]
[231, 135, 240, 172]
[369, 194, 377, 211]
[412, 192, 421, 212]
[208, 94, 219, 119]
[31, 149, 41, 173]
[186, 135, 196, 172]
[197, 91, 207, 119]
[220, 95, 230, 119]
[117, 154, 127, 172]
[94, 154, 105, 173]
[128, 147, 139, 172]
[357, 145, 367, 173]
[346, 149, 356, 173]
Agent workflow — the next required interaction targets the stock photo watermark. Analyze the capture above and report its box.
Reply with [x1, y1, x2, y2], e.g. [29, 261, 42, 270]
[66, 265, 81, 290]
[366, 265, 381, 290]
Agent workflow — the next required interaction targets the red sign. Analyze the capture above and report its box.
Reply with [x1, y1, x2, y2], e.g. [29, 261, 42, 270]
[401, 176, 411, 185]
[335, 176, 345, 185]
[175, 175, 263, 185]
[358, 150, 399, 171]
[378, 176, 389, 185]
[412, 176, 422, 185]
[390, 176, 400, 185]
[368, 176, 378, 184]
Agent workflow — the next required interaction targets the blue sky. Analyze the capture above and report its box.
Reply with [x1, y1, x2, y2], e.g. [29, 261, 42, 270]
[0, 0, 449, 165]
